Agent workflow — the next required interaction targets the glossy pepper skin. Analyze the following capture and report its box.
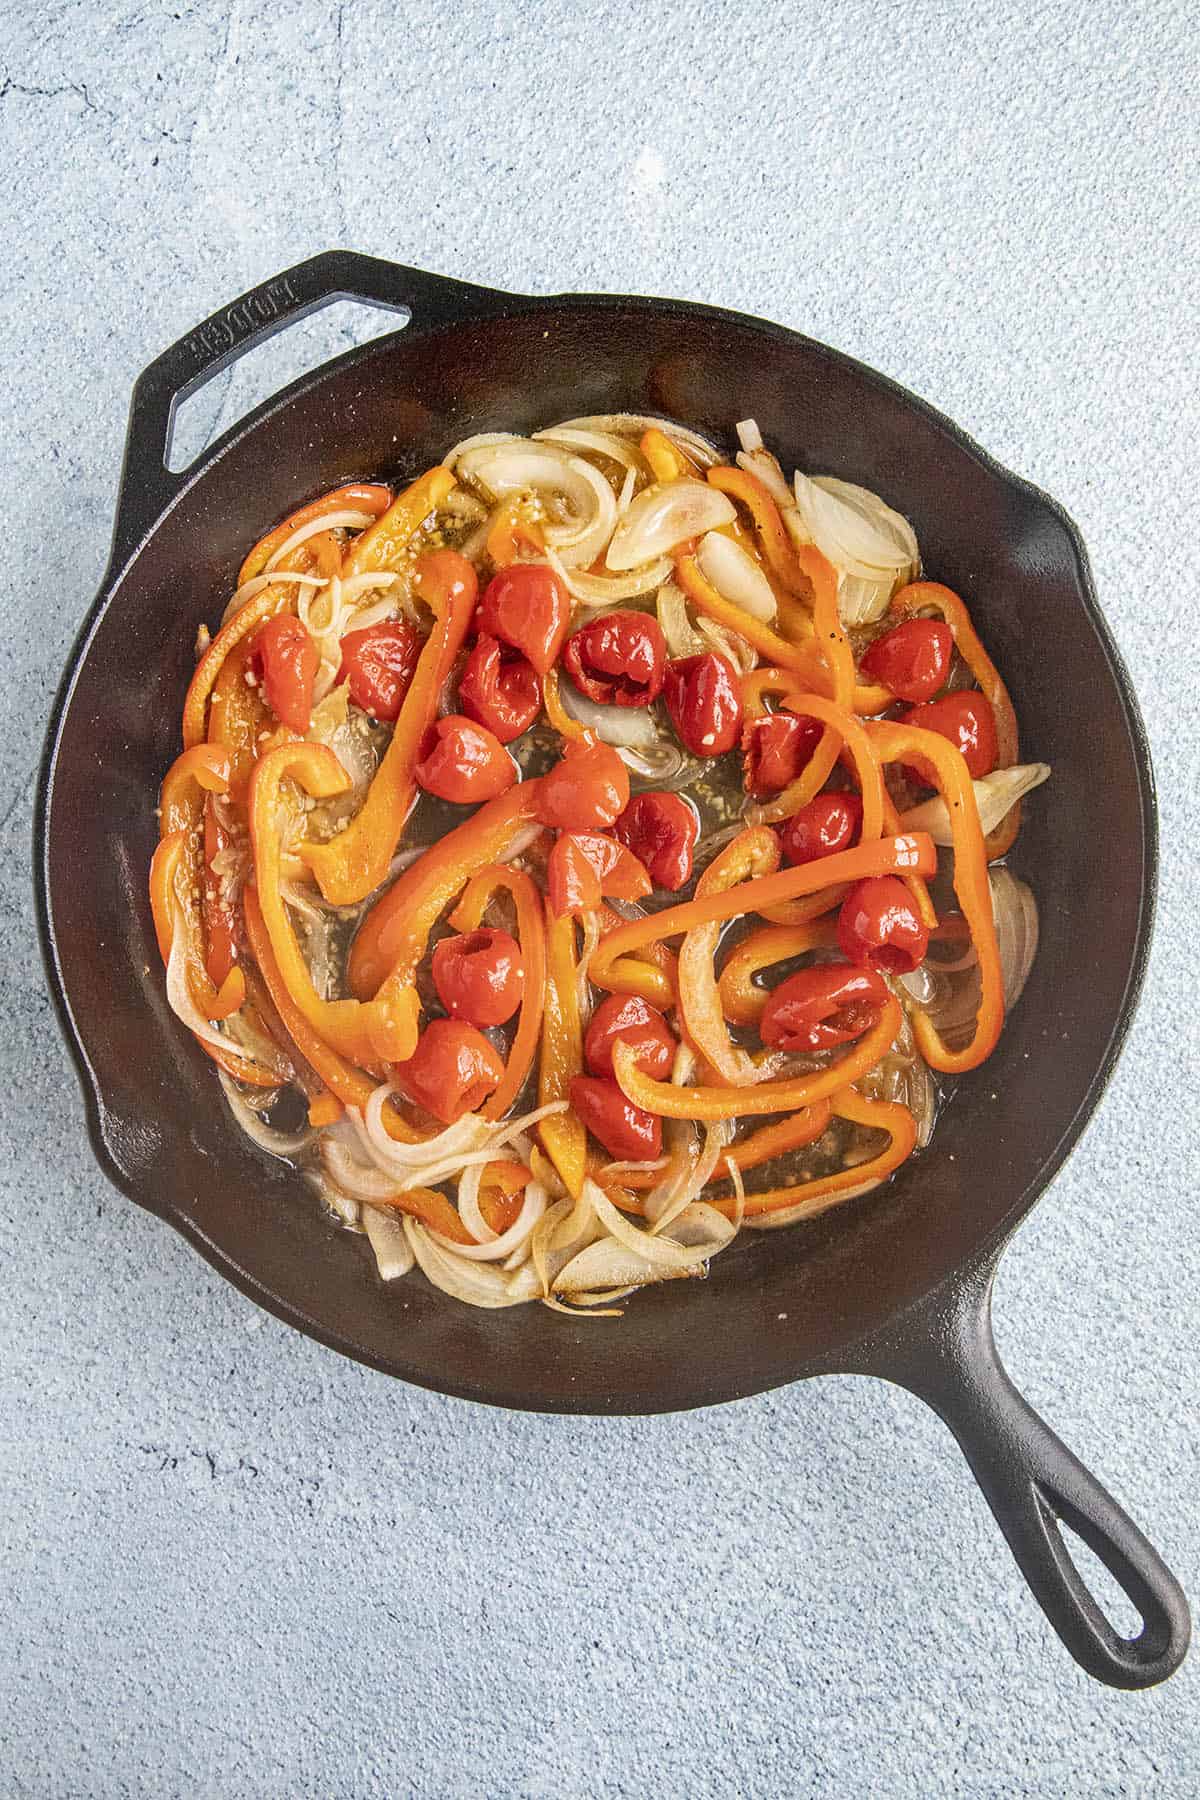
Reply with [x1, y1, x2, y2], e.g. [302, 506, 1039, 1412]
[759, 962, 888, 1052]
[535, 739, 629, 831]
[778, 792, 864, 867]
[476, 562, 571, 674]
[431, 927, 525, 1027]
[584, 993, 675, 1080]
[338, 620, 421, 721]
[612, 792, 698, 891]
[394, 1018, 506, 1123]
[251, 614, 318, 733]
[562, 610, 666, 706]
[838, 875, 930, 974]
[414, 716, 517, 804]
[742, 712, 822, 798]
[663, 651, 742, 756]
[457, 634, 541, 742]
[569, 1074, 663, 1161]
[860, 618, 953, 704]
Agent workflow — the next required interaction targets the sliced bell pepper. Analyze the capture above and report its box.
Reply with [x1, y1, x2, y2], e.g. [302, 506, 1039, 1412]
[718, 919, 841, 1025]
[449, 863, 547, 1121]
[706, 464, 816, 599]
[538, 900, 588, 1198]
[719, 1101, 834, 1177]
[640, 427, 701, 482]
[202, 796, 240, 990]
[476, 1160, 532, 1234]
[340, 466, 458, 580]
[541, 666, 589, 743]
[157, 746, 245, 1020]
[710, 1086, 917, 1218]
[361, 1183, 476, 1245]
[248, 741, 422, 1068]
[238, 483, 393, 585]
[866, 719, 1003, 1072]
[207, 635, 271, 799]
[587, 903, 677, 1011]
[678, 827, 781, 1086]
[612, 996, 902, 1121]
[485, 498, 546, 568]
[300, 549, 478, 906]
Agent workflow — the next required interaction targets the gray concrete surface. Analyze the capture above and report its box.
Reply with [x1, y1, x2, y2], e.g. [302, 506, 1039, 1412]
[2, 1, 1198, 1793]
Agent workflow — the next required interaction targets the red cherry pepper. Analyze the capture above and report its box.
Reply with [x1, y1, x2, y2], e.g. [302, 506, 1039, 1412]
[759, 962, 889, 1052]
[414, 715, 517, 804]
[395, 1018, 506, 1123]
[663, 652, 742, 756]
[458, 633, 541, 743]
[742, 712, 823, 797]
[476, 562, 571, 674]
[838, 875, 930, 974]
[569, 1074, 662, 1161]
[431, 926, 525, 1027]
[612, 791, 699, 892]
[584, 993, 675, 1080]
[860, 618, 953, 704]
[251, 615, 318, 733]
[778, 792, 864, 867]
[337, 620, 421, 721]
[562, 610, 666, 706]
[900, 691, 998, 782]
[547, 831, 652, 918]
[535, 738, 629, 831]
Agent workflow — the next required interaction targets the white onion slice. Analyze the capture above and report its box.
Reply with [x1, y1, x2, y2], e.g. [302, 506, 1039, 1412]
[532, 427, 642, 470]
[544, 544, 671, 606]
[218, 1072, 313, 1159]
[736, 446, 794, 510]
[430, 1181, 547, 1262]
[363, 1205, 415, 1279]
[657, 580, 705, 658]
[458, 442, 617, 569]
[556, 678, 662, 749]
[990, 867, 1040, 1012]
[442, 432, 522, 470]
[899, 764, 1051, 845]
[696, 530, 777, 622]
[549, 414, 721, 466]
[605, 479, 735, 571]
[164, 913, 274, 1071]
[584, 1180, 733, 1274]
[736, 418, 764, 453]
[264, 509, 376, 573]
[696, 615, 757, 675]
[218, 568, 330, 627]
[404, 1220, 543, 1308]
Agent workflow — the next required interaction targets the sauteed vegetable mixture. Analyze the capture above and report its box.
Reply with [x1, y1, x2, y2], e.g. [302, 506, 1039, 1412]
[151, 416, 1048, 1311]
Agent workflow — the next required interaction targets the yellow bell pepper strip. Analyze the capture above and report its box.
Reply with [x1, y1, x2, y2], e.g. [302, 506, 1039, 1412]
[182, 548, 320, 750]
[157, 746, 246, 1020]
[867, 719, 1003, 1072]
[539, 900, 587, 1198]
[718, 919, 841, 1025]
[640, 427, 701, 482]
[450, 864, 547, 1121]
[300, 549, 478, 906]
[612, 994, 902, 1121]
[308, 1092, 344, 1127]
[541, 666, 589, 743]
[587, 903, 677, 1011]
[248, 741, 421, 1068]
[240, 885, 425, 1141]
[348, 782, 542, 1001]
[888, 580, 1021, 859]
[485, 498, 546, 568]
[238, 483, 393, 585]
[590, 831, 936, 991]
[678, 828, 781, 1086]
[340, 466, 458, 579]
[207, 636, 271, 799]
[710, 1087, 917, 1220]
[149, 832, 279, 1085]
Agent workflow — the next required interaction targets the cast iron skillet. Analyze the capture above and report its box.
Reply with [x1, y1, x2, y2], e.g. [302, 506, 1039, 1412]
[35, 252, 1189, 1688]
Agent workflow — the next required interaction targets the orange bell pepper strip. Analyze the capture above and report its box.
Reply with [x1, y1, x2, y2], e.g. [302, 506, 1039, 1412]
[880, 789, 938, 932]
[675, 553, 813, 678]
[613, 995, 902, 1121]
[340, 465, 458, 580]
[711, 1087, 917, 1219]
[348, 781, 542, 1001]
[590, 831, 936, 993]
[300, 549, 477, 906]
[201, 797, 240, 989]
[149, 832, 281, 1085]
[746, 687, 887, 834]
[240, 885, 425, 1141]
[476, 1160, 532, 1234]
[361, 1183, 476, 1245]
[640, 427, 701, 482]
[485, 498, 546, 567]
[678, 828, 781, 1086]
[238, 483, 393, 585]
[182, 547, 321, 750]
[207, 635, 271, 799]
[450, 864, 547, 1121]
[706, 465, 815, 599]
[719, 1101, 834, 1178]
[247, 741, 421, 1068]
[888, 580, 1022, 858]
[868, 719, 1003, 1072]
[541, 666, 589, 743]
[539, 901, 588, 1198]
[587, 903, 677, 1011]
[157, 747, 245, 1020]
[718, 919, 841, 1025]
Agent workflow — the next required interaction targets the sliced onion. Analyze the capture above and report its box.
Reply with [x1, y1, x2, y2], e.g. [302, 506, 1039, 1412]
[544, 544, 671, 606]
[697, 531, 777, 621]
[164, 912, 277, 1072]
[404, 1219, 543, 1308]
[549, 414, 721, 466]
[735, 446, 794, 511]
[264, 509, 376, 573]
[219, 568, 329, 627]
[431, 1181, 547, 1262]
[743, 1180, 881, 1229]
[532, 427, 642, 469]
[649, 1122, 729, 1236]
[322, 1135, 412, 1202]
[218, 1071, 313, 1159]
[990, 867, 1040, 1012]
[736, 419, 764, 453]
[696, 615, 757, 674]
[556, 678, 662, 749]
[458, 442, 617, 569]
[584, 1179, 731, 1275]
[363, 1205, 415, 1280]
[605, 479, 735, 571]
[657, 580, 705, 657]
[900, 763, 1051, 845]
[616, 741, 687, 782]
[442, 432, 521, 470]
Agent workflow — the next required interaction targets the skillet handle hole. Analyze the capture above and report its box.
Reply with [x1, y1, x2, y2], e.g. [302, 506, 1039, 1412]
[1050, 1505, 1146, 1641]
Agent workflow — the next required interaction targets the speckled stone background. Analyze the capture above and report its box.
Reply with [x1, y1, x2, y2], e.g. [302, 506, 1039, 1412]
[2, 1, 1198, 1793]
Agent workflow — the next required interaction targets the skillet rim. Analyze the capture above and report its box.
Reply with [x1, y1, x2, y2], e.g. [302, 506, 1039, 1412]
[33, 287, 1158, 1412]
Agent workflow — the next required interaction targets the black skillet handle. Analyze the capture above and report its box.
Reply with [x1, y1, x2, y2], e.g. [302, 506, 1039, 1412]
[110, 251, 508, 566]
[862, 1254, 1190, 1687]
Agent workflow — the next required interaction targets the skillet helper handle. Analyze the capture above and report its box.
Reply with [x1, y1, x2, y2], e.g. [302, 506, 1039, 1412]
[110, 251, 505, 564]
[884, 1259, 1190, 1688]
